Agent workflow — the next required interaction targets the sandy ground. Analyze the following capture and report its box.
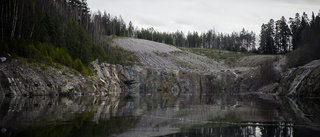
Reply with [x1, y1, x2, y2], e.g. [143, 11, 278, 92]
[111, 38, 225, 72]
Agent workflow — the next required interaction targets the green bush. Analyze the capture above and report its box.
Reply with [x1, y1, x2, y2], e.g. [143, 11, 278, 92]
[1, 39, 93, 76]
[74, 59, 84, 73]
[46, 56, 53, 66]
[56, 64, 62, 69]
[62, 70, 67, 75]
[41, 64, 48, 71]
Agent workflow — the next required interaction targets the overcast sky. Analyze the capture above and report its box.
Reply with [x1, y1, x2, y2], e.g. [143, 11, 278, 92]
[87, 0, 319, 35]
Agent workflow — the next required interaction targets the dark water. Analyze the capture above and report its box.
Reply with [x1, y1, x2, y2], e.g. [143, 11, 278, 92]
[0, 92, 320, 137]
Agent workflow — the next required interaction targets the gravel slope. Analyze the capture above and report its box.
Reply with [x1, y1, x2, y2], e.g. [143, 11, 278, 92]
[112, 38, 180, 53]
[111, 38, 224, 71]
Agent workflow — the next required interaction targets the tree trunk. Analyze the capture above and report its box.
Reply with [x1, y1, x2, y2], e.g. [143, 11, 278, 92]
[18, 1, 24, 39]
[11, 0, 19, 38]
[1, 0, 5, 39]
[29, 1, 35, 39]
[29, 23, 35, 38]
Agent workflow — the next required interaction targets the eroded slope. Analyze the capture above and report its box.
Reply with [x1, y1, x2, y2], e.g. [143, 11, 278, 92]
[111, 38, 224, 71]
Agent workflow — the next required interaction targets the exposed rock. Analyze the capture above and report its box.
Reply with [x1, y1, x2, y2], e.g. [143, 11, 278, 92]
[278, 60, 320, 97]
[0, 59, 105, 96]
[257, 83, 279, 93]
[0, 57, 6, 62]
[1, 39, 319, 99]
[60, 83, 74, 94]
[90, 61, 245, 105]
[91, 57, 320, 98]
[0, 56, 252, 99]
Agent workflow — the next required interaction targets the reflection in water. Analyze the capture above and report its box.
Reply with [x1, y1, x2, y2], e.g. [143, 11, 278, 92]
[166, 122, 319, 137]
[0, 92, 320, 137]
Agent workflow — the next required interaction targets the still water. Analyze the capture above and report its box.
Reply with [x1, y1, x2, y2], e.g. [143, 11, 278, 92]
[0, 92, 320, 137]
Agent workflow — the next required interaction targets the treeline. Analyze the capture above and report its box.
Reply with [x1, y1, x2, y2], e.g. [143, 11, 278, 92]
[90, 9, 320, 67]
[135, 28, 256, 52]
[259, 12, 320, 54]
[0, 0, 116, 75]
[93, 10, 320, 55]
[92, 11, 257, 52]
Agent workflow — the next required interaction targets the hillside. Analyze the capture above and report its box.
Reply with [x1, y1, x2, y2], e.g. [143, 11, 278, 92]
[1, 36, 320, 98]
[112, 38, 222, 71]
[110, 37, 282, 73]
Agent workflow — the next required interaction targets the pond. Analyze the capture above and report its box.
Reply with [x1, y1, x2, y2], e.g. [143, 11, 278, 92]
[0, 92, 320, 137]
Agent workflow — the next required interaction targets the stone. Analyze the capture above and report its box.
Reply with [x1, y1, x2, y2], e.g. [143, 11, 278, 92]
[60, 84, 74, 94]
[1, 128, 7, 133]
[257, 83, 279, 93]
[0, 57, 6, 62]
[235, 69, 240, 74]
[277, 61, 320, 97]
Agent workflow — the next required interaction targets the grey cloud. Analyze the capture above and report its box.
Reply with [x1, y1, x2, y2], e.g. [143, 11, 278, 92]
[87, 0, 320, 34]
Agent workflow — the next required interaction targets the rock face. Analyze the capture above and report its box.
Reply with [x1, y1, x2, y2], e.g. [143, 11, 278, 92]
[0, 59, 276, 99]
[277, 60, 320, 97]
[0, 59, 102, 96]
[2, 38, 319, 99]
[92, 61, 240, 104]
[0, 38, 268, 98]
[0, 59, 247, 99]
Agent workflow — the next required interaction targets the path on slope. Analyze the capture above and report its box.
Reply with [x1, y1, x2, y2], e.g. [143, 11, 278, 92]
[111, 38, 225, 72]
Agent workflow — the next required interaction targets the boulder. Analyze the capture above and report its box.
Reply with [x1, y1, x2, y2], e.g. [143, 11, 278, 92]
[0, 57, 6, 62]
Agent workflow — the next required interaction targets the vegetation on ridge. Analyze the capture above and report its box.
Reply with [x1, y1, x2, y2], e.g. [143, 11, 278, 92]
[0, 0, 136, 75]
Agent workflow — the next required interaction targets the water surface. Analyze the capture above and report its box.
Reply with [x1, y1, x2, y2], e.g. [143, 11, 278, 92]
[0, 92, 319, 137]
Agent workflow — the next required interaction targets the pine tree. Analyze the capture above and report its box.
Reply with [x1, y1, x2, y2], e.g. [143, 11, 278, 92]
[275, 16, 291, 53]
[289, 13, 301, 50]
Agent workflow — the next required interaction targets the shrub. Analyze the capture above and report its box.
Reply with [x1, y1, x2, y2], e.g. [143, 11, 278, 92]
[41, 64, 48, 71]
[56, 64, 62, 69]
[12, 51, 18, 58]
[62, 70, 67, 75]
[2, 38, 108, 76]
[74, 59, 84, 73]
[46, 56, 53, 66]
[18, 59, 27, 65]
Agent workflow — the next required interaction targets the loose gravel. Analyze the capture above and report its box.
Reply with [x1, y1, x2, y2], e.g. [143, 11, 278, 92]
[111, 38, 225, 71]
